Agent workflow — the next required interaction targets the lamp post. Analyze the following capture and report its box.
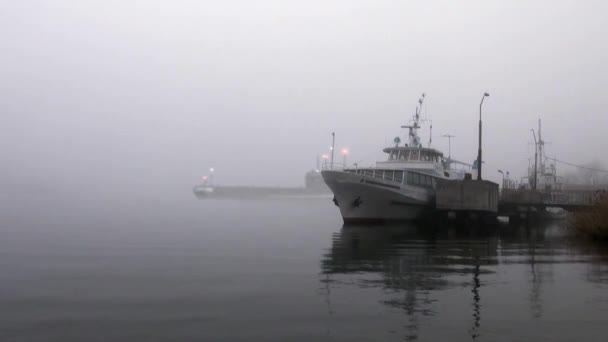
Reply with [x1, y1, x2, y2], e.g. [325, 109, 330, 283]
[321, 154, 329, 170]
[531, 129, 538, 190]
[341, 148, 348, 168]
[330, 132, 335, 170]
[498, 170, 505, 189]
[477, 93, 490, 180]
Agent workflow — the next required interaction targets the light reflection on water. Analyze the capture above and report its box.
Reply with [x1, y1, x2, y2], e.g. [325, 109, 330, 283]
[1, 195, 608, 341]
[320, 221, 608, 341]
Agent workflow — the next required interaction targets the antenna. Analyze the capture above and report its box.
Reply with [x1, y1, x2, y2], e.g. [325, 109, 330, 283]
[393, 136, 401, 147]
[442, 134, 455, 160]
[400, 93, 426, 148]
[418, 94, 432, 147]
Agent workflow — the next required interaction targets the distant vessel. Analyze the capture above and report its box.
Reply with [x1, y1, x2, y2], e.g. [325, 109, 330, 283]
[193, 169, 330, 199]
[322, 94, 471, 223]
[525, 119, 563, 192]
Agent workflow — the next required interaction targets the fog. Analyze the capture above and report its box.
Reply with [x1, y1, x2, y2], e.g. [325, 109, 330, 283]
[1, 0, 607, 200]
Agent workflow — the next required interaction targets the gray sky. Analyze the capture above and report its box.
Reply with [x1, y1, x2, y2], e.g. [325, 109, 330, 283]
[1, 0, 607, 195]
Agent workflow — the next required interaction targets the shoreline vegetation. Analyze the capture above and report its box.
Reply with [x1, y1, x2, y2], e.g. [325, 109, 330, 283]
[571, 190, 608, 240]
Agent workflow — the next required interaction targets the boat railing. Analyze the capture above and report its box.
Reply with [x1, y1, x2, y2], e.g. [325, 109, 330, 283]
[320, 163, 347, 171]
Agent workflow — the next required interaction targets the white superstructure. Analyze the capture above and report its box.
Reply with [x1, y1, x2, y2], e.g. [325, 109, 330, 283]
[322, 94, 471, 223]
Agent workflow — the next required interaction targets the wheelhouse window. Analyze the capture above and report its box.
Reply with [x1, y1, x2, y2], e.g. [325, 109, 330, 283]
[410, 150, 419, 161]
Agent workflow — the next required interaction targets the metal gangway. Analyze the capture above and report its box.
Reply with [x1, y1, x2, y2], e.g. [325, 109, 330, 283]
[498, 186, 606, 216]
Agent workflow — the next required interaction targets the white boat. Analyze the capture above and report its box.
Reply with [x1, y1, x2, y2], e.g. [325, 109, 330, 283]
[322, 94, 471, 223]
[524, 119, 564, 192]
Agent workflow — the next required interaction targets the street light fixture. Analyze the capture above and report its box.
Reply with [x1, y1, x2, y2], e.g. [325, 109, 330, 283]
[208, 168, 215, 185]
[477, 92, 490, 181]
[321, 154, 329, 170]
[341, 148, 348, 168]
[330, 132, 335, 170]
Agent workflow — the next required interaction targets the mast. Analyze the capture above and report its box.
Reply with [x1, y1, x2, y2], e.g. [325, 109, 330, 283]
[401, 93, 425, 148]
[428, 121, 433, 148]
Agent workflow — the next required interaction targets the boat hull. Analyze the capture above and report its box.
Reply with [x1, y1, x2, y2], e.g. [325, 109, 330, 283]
[321, 170, 435, 223]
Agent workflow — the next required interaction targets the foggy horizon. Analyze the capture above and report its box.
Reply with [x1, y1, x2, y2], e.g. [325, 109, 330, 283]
[2, 2, 608, 341]
[2, 0, 607, 195]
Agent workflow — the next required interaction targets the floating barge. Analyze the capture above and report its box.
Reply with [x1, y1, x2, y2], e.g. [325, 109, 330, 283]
[193, 185, 331, 199]
[193, 170, 331, 200]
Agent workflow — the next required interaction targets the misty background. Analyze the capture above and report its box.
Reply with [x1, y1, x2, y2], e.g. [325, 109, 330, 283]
[1, 0, 607, 203]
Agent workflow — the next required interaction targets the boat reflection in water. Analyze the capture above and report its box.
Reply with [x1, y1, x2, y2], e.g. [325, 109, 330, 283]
[319, 222, 608, 341]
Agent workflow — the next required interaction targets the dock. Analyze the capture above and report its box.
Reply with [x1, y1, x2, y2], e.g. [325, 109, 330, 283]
[498, 187, 602, 220]
[434, 177, 603, 221]
[435, 178, 499, 214]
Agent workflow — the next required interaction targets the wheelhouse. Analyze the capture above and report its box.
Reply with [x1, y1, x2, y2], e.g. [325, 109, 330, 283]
[382, 147, 444, 163]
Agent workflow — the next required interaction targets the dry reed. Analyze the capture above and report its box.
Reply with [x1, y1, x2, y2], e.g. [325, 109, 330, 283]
[571, 190, 608, 240]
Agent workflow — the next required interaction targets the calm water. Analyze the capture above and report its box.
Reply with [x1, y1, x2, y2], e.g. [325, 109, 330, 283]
[1, 193, 608, 341]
